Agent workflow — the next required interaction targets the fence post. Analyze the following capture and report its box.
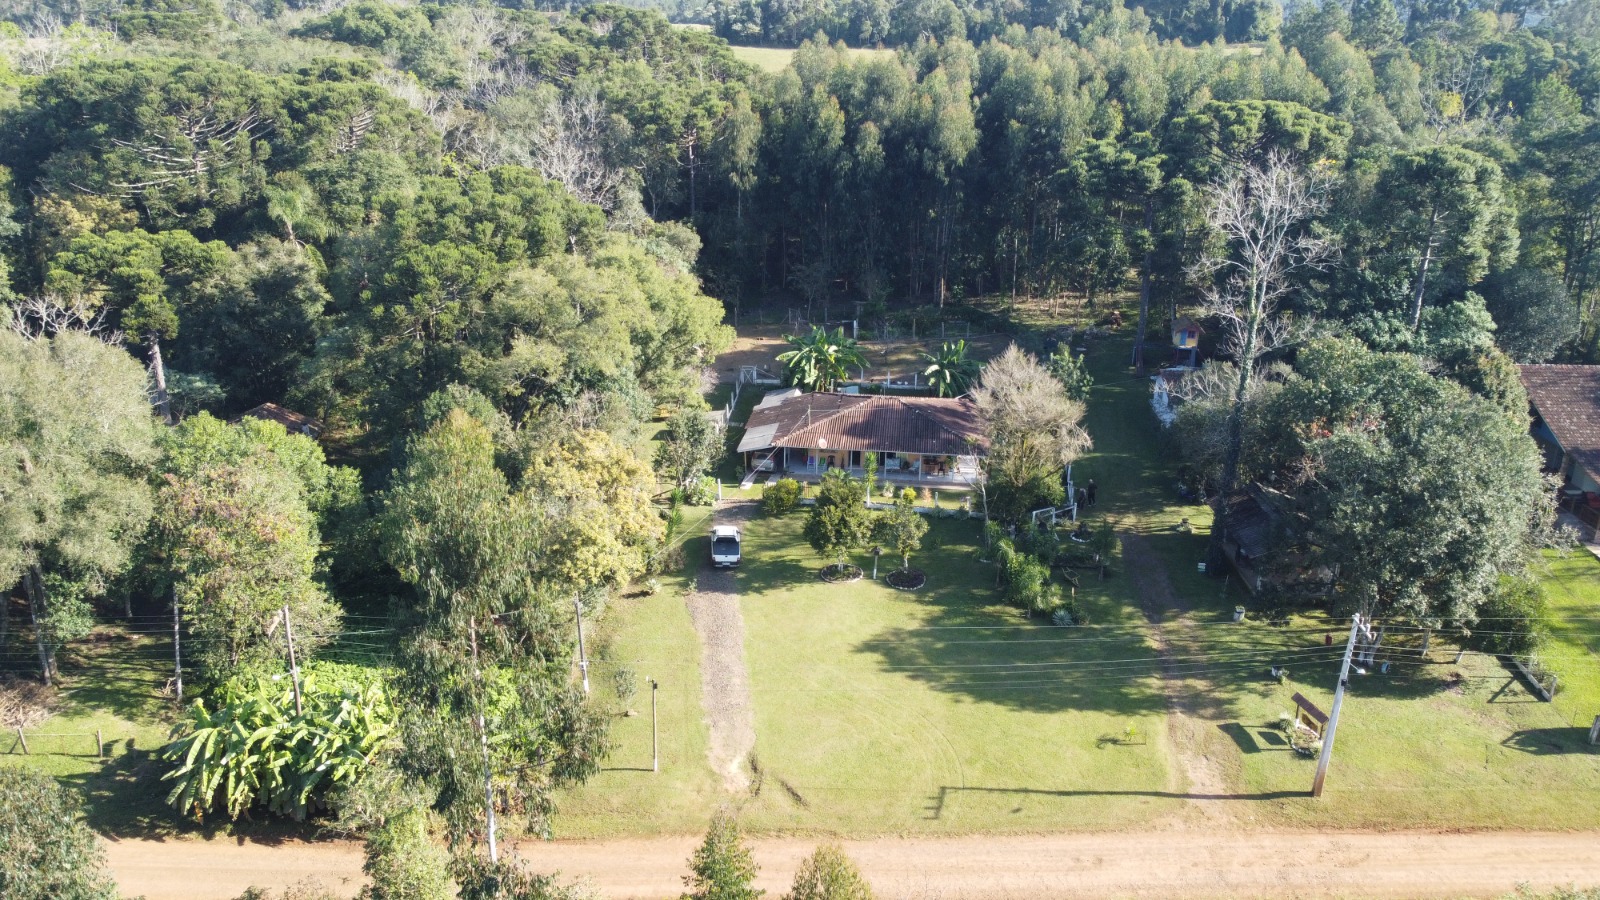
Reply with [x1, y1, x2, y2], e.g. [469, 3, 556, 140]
[15, 727, 26, 755]
[1589, 716, 1599, 746]
[96, 728, 103, 759]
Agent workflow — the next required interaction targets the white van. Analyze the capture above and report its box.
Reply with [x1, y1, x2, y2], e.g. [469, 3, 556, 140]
[711, 525, 742, 568]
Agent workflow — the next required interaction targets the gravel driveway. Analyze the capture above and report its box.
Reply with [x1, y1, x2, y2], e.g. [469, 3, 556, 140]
[684, 500, 760, 792]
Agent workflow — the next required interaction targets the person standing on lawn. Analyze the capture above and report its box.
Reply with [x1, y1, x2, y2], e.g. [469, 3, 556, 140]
[1086, 479, 1098, 506]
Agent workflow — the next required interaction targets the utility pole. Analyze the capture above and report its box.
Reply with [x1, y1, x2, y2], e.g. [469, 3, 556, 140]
[1313, 613, 1362, 798]
[574, 597, 590, 695]
[281, 606, 303, 716]
[172, 593, 183, 703]
[469, 616, 499, 862]
[650, 677, 660, 773]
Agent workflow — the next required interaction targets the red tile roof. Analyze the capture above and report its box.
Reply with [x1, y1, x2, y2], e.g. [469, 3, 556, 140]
[738, 391, 986, 457]
[1518, 365, 1600, 478]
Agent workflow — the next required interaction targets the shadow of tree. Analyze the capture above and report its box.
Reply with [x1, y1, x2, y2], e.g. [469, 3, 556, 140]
[1501, 728, 1599, 756]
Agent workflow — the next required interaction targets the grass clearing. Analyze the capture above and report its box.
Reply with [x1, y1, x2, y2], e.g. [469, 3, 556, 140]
[728, 44, 896, 73]
[1078, 328, 1600, 830]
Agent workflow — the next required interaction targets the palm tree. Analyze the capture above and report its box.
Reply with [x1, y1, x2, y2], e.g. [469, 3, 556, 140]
[921, 340, 979, 397]
[777, 325, 868, 393]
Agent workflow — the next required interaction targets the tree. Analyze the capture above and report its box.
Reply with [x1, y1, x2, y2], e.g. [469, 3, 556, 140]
[1481, 267, 1579, 363]
[1191, 151, 1333, 562]
[874, 489, 928, 572]
[1257, 341, 1549, 622]
[656, 406, 725, 490]
[786, 844, 873, 900]
[380, 410, 607, 860]
[1369, 145, 1518, 330]
[971, 345, 1091, 525]
[803, 470, 873, 573]
[777, 326, 868, 394]
[0, 768, 118, 900]
[156, 459, 341, 683]
[921, 340, 980, 397]
[1046, 347, 1094, 404]
[0, 329, 156, 683]
[682, 813, 762, 900]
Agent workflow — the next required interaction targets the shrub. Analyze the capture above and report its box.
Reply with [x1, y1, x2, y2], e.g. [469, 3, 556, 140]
[685, 475, 718, 506]
[683, 813, 761, 900]
[787, 843, 874, 900]
[1003, 551, 1056, 613]
[1466, 578, 1549, 656]
[162, 672, 395, 821]
[0, 768, 117, 900]
[763, 477, 802, 515]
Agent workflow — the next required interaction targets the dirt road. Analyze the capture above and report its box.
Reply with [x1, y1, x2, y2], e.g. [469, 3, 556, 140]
[683, 500, 760, 792]
[105, 829, 1600, 899]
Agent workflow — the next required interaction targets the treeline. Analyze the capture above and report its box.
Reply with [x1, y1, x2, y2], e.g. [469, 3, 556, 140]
[5, 1, 1592, 360]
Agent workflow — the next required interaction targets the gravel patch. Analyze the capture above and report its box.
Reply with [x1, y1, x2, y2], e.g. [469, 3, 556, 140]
[684, 500, 760, 793]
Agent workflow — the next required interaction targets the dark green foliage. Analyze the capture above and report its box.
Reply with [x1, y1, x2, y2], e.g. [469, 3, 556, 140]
[682, 813, 763, 900]
[1481, 267, 1580, 362]
[1465, 578, 1549, 656]
[873, 488, 928, 571]
[804, 470, 872, 568]
[763, 477, 803, 515]
[1256, 340, 1549, 621]
[455, 856, 588, 900]
[0, 768, 117, 900]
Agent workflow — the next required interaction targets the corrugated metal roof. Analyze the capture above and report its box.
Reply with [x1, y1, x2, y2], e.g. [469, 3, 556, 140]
[737, 423, 779, 453]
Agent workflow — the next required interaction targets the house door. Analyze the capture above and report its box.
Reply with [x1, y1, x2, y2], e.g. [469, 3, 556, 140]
[849, 450, 862, 468]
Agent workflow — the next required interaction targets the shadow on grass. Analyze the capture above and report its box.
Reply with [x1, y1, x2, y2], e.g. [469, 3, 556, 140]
[1218, 721, 1294, 754]
[1501, 728, 1600, 755]
[924, 784, 1309, 819]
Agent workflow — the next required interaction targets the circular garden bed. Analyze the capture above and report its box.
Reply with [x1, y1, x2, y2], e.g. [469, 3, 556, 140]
[885, 568, 926, 590]
[820, 563, 864, 583]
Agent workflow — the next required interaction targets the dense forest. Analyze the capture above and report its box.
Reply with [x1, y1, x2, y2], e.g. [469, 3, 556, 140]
[1, 0, 1598, 892]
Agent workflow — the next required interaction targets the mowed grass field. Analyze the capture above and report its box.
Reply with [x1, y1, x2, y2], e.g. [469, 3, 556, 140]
[732, 514, 1178, 834]
[1076, 329, 1600, 830]
[558, 510, 1184, 837]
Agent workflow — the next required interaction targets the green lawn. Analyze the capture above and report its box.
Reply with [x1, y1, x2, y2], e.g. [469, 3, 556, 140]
[558, 509, 1183, 837]
[552, 533, 724, 838]
[1537, 551, 1600, 729]
[2, 628, 193, 836]
[1077, 330, 1600, 830]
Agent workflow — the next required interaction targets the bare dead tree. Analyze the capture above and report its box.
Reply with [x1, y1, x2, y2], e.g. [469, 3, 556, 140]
[528, 88, 629, 212]
[1190, 150, 1334, 555]
[9, 293, 123, 345]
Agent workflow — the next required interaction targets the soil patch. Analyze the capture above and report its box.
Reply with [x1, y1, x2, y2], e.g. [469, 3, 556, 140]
[884, 568, 926, 590]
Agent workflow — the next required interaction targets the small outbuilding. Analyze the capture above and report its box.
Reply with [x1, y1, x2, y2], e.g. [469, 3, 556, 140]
[1172, 317, 1203, 367]
[231, 402, 323, 438]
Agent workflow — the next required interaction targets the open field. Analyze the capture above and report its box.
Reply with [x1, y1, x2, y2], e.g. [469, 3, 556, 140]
[728, 44, 896, 73]
[558, 511, 1182, 837]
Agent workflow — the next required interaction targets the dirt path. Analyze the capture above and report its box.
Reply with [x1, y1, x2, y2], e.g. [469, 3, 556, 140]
[104, 830, 1600, 899]
[1120, 528, 1233, 824]
[683, 500, 760, 792]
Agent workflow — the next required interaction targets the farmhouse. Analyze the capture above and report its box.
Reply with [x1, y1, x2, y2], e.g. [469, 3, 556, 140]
[1519, 364, 1600, 529]
[737, 388, 986, 485]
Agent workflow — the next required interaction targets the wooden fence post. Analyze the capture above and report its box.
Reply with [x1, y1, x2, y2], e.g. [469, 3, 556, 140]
[96, 729, 104, 759]
[15, 727, 27, 755]
[1590, 716, 1599, 746]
